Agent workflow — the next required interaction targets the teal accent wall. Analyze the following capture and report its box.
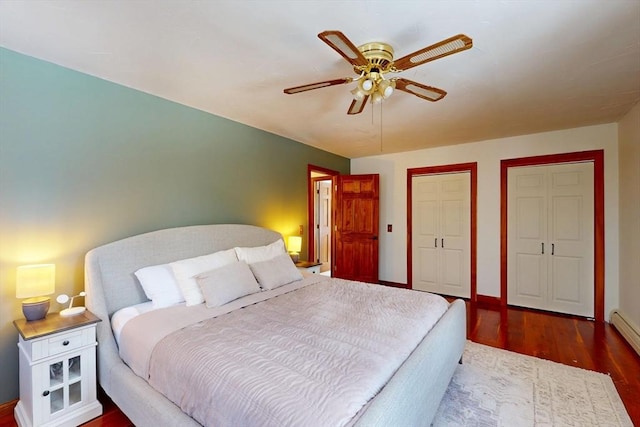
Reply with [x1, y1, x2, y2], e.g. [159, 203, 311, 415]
[0, 48, 349, 403]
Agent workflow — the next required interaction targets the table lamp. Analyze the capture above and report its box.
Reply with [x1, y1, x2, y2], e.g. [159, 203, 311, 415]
[16, 264, 55, 321]
[288, 236, 302, 263]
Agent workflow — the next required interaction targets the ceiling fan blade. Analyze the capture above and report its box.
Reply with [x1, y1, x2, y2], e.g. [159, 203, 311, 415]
[394, 78, 447, 102]
[393, 34, 472, 71]
[318, 30, 369, 68]
[347, 95, 370, 115]
[284, 77, 353, 94]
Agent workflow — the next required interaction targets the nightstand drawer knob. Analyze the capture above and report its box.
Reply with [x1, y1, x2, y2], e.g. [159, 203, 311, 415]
[63, 340, 70, 346]
[42, 390, 50, 397]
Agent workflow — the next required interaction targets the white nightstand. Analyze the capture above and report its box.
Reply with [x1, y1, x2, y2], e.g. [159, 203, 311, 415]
[295, 261, 322, 274]
[13, 311, 103, 427]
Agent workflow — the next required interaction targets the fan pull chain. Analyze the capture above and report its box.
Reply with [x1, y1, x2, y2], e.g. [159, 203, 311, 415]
[380, 102, 383, 153]
[380, 102, 384, 153]
[371, 98, 374, 125]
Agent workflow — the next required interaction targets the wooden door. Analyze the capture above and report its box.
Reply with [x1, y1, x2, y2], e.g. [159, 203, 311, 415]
[333, 174, 379, 283]
[507, 162, 594, 317]
[412, 172, 470, 297]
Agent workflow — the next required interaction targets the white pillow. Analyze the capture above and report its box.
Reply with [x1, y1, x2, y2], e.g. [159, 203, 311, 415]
[249, 253, 303, 290]
[134, 264, 184, 308]
[235, 239, 286, 264]
[170, 248, 238, 306]
[195, 261, 261, 308]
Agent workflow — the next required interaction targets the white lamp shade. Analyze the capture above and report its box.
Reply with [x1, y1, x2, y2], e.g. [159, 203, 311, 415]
[288, 236, 302, 253]
[16, 264, 55, 298]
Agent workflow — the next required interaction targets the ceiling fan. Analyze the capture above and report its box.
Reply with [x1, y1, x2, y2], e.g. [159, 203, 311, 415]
[284, 30, 473, 115]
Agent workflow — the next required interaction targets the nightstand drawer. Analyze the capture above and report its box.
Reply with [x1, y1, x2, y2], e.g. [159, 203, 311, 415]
[47, 330, 84, 356]
[302, 264, 321, 274]
[295, 261, 322, 274]
[24, 326, 96, 361]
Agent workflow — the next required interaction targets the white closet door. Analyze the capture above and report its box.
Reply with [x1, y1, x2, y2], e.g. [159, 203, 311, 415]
[507, 167, 548, 307]
[547, 163, 594, 315]
[412, 172, 470, 298]
[507, 162, 594, 317]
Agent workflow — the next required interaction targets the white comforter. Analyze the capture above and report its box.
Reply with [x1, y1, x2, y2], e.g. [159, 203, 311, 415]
[120, 276, 449, 427]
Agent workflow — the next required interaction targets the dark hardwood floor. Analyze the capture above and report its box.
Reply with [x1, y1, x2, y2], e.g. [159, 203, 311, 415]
[2, 301, 638, 426]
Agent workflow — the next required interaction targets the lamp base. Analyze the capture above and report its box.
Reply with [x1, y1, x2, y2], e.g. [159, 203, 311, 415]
[22, 297, 50, 321]
[290, 253, 300, 263]
[60, 306, 86, 317]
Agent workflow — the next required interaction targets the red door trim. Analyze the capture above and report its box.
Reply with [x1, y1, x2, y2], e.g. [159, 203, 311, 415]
[500, 150, 605, 321]
[407, 162, 478, 302]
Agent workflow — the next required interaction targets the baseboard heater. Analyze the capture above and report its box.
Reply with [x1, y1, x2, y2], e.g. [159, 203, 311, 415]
[610, 309, 640, 356]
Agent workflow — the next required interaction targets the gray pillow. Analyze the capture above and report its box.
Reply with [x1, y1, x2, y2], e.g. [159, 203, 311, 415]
[249, 253, 303, 290]
[195, 261, 261, 308]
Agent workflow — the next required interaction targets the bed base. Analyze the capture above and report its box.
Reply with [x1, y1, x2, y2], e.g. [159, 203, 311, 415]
[85, 224, 465, 427]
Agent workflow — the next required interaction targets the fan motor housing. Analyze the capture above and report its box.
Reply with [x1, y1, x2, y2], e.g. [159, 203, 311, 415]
[357, 42, 394, 72]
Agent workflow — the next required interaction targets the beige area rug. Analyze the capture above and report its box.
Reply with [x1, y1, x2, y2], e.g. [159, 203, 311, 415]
[432, 341, 633, 427]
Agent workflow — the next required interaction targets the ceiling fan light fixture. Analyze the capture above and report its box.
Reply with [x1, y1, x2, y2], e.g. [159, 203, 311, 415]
[378, 79, 394, 99]
[351, 87, 366, 100]
[361, 78, 374, 91]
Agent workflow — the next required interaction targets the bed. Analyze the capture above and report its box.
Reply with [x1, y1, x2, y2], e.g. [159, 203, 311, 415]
[85, 224, 466, 427]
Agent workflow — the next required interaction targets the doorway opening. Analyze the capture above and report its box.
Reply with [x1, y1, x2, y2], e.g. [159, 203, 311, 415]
[308, 165, 339, 275]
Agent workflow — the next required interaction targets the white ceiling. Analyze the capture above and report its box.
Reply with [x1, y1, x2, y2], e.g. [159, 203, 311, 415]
[1, 1, 639, 159]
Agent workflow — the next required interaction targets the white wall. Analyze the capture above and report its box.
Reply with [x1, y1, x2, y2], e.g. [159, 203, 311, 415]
[351, 124, 620, 316]
[618, 103, 640, 327]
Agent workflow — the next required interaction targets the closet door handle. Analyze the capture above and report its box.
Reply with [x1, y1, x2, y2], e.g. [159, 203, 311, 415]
[441, 238, 444, 248]
[552, 243, 555, 255]
[435, 238, 438, 248]
[542, 242, 544, 254]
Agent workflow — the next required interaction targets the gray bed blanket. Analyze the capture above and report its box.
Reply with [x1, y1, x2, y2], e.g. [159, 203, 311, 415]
[139, 279, 448, 427]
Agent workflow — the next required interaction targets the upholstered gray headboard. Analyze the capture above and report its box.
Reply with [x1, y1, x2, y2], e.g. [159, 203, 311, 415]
[85, 224, 282, 398]
[86, 224, 282, 317]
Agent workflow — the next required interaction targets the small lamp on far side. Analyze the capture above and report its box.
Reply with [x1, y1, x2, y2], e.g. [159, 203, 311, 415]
[16, 264, 55, 321]
[288, 236, 302, 263]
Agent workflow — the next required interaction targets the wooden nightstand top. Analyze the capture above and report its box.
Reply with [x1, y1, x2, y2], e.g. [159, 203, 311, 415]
[295, 261, 322, 268]
[14, 310, 101, 341]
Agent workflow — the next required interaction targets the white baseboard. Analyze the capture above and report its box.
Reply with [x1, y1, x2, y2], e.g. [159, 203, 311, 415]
[610, 309, 640, 356]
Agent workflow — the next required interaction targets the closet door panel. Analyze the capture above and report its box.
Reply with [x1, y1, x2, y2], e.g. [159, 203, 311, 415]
[442, 248, 463, 288]
[417, 246, 438, 286]
[439, 174, 470, 297]
[413, 185, 439, 292]
[551, 256, 582, 302]
[547, 163, 594, 316]
[508, 168, 548, 310]
[515, 253, 546, 299]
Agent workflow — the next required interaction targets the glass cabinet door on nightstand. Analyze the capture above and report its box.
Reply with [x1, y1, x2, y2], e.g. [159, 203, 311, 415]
[35, 348, 92, 424]
[43, 354, 82, 416]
